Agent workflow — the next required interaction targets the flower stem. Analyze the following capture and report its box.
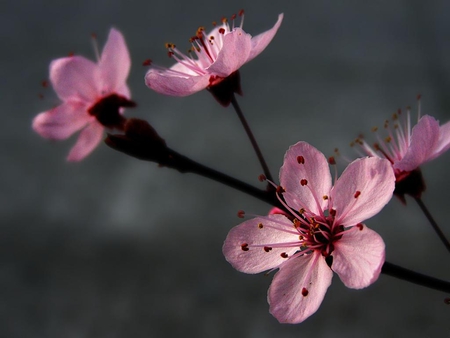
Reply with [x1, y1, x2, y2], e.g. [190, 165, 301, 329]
[230, 94, 274, 183]
[414, 197, 450, 253]
[382, 261, 450, 293]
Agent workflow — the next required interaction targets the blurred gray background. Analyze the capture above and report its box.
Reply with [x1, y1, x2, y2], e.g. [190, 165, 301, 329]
[2, 0, 450, 337]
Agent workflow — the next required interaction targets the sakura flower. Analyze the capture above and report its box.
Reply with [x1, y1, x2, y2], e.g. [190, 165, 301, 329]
[352, 101, 450, 201]
[223, 141, 395, 324]
[145, 11, 283, 106]
[33, 28, 134, 161]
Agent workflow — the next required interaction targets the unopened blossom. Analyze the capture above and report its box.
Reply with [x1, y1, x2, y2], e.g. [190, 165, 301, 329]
[145, 11, 283, 106]
[223, 141, 395, 324]
[352, 102, 450, 200]
[33, 28, 134, 161]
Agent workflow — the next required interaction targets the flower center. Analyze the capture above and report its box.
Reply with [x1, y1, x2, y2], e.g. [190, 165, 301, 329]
[88, 93, 136, 130]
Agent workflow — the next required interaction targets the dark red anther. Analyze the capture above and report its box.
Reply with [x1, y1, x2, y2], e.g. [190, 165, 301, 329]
[41, 80, 48, 88]
[444, 298, 450, 305]
[231, 13, 236, 20]
[258, 174, 266, 182]
[238, 9, 244, 16]
[218, 28, 225, 34]
[212, 21, 217, 27]
[91, 32, 97, 39]
[357, 223, 364, 230]
[297, 156, 305, 164]
[68, 52, 74, 57]
[300, 179, 308, 186]
[280, 252, 288, 258]
[38, 93, 44, 99]
[264, 246, 272, 252]
[167, 51, 174, 58]
[301, 287, 309, 297]
[328, 156, 336, 165]
[237, 210, 245, 218]
[276, 185, 285, 194]
[417, 94, 422, 101]
[258, 223, 264, 229]
[142, 59, 152, 66]
[329, 209, 336, 217]
[354, 191, 361, 198]
[241, 243, 249, 251]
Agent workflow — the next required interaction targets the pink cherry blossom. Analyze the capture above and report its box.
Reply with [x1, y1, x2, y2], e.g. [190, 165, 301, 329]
[145, 12, 283, 100]
[353, 101, 450, 199]
[33, 28, 134, 161]
[223, 141, 395, 324]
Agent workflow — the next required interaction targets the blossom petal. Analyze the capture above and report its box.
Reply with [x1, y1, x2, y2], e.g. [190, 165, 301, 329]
[428, 119, 450, 161]
[99, 28, 131, 94]
[206, 28, 252, 77]
[247, 13, 284, 63]
[394, 115, 440, 171]
[268, 251, 333, 324]
[32, 102, 90, 140]
[279, 141, 332, 216]
[145, 68, 210, 96]
[66, 122, 104, 161]
[332, 225, 385, 289]
[50, 56, 99, 102]
[331, 157, 394, 226]
[223, 215, 299, 274]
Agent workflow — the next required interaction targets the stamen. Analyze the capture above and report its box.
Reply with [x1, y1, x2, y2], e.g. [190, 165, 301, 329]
[91, 33, 100, 62]
[142, 59, 152, 66]
[258, 223, 264, 229]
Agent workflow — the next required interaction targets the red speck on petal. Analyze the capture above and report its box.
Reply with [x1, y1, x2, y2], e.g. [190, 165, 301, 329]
[142, 59, 152, 66]
[241, 243, 249, 251]
[357, 223, 364, 230]
[264, 246, 272, 252]
[218, 28, 225, 34]
[297, 156, 305, 164]
[300, 179, 308, 186]
[354, 191, 361, 198]
[237, 210, 245, 218]
[301, 287, 309, 297]
[281, 252, 288, 258]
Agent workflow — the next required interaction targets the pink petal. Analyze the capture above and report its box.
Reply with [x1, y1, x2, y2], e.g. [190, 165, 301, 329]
[32, 102, 90, 140]
[50, 56, 100, 102]
[66, 122, 104, 161]
[206, 28, 252, 77]
[428, 119, 450, 161]
[268, 251, 333, 324]
[332, 225, 385, 289]
[99, 28, 131, 94]
[279, 141, 332, 216]
[222, 215, 299, 274]
[394, 115, 440, 171]
[247, 13, 284, 63]
[145, 67, 210, 96]
[331, 157, 394, 226]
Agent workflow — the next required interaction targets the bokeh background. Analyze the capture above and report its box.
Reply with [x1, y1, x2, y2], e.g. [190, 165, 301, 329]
[3, 0, 450, 337]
